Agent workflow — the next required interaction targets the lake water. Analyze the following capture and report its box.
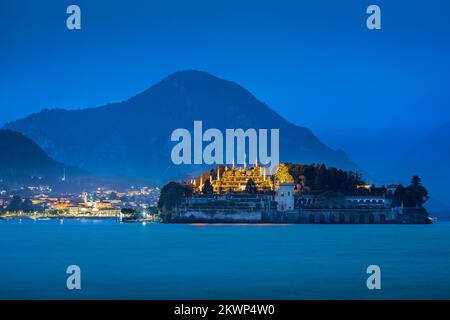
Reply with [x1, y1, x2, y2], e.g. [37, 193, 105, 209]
[1, 218, 449, 299]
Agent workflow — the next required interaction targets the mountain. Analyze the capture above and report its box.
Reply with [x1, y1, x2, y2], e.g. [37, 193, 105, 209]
[0, 129, 80, 178]
[3, 70, 357, 183]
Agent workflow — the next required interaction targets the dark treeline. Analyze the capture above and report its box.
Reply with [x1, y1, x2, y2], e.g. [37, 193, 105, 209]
[0, 195, 40, 213]
[286, 163, 364, 194]
[286, 164, 429, 207]
[392, 176, 429, 208]
[157, 181, 192, 212]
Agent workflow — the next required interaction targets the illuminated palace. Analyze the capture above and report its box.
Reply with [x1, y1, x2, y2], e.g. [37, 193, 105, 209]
[190, 161, 274, 193]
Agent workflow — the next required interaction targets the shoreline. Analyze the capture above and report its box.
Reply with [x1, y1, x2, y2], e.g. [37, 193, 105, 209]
[0, 213, 446, 223]
[0, 215, 119, 220]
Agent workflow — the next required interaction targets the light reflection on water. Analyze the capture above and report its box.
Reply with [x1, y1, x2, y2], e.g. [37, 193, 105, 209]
[190, 223, 291, 227]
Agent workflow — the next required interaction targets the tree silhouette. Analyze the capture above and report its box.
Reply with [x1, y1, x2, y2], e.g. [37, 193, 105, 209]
[7, 195, 22, 212]
[22, 198, 34, 213]
[202, 179, 214, 195]
[404, 175, 428, 207]
[313, 164, 328, 190]
[411, 175, 422, 186]
[393, 184, 405, 207]
[245, 178, 258, 194]
[158, 182, 190, 211]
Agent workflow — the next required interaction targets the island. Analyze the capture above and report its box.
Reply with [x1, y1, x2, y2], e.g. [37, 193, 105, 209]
[157, 163, 432, 224]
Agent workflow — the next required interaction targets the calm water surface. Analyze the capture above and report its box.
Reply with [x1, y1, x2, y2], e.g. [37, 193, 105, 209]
[1, 218, 449, 299]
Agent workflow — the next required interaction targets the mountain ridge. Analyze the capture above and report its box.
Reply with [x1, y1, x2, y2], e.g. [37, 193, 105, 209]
[4, 70, 357, 183]
[0, 129, 82, 178]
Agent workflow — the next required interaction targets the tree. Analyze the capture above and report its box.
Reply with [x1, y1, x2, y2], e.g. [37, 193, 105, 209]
[109, 192, 118, 200]
[411, 175, 422, 186]
[121, 208, 136, 214]
[158, 182, 190, 211]
[275, 163, 294, 183]
[313, 164, 328, 190]
[404, 175, 429, 207]
[202, 179, 214, 195]
[392, 184, 405, 207]
[302, 165, 316, 188]
[7, 195, 22, 212]
[245, 178, 258, 194]
[22, 198, 34, 213]
[287, 164, 304, 185]
[327, 167, 340, 192]
[281, 163, 364, 194]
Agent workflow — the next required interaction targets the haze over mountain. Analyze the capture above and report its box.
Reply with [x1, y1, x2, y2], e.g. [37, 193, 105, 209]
[0, 129, 80, 179]
[0, 129, 150, 193]
[4, 70, 357, 183]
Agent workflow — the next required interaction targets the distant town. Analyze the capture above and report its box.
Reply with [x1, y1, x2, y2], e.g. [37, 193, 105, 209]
[0, 184, 160, 220]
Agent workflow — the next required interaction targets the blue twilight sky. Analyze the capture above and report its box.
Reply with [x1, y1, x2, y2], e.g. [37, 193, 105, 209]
[1, 0, 450, 174]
